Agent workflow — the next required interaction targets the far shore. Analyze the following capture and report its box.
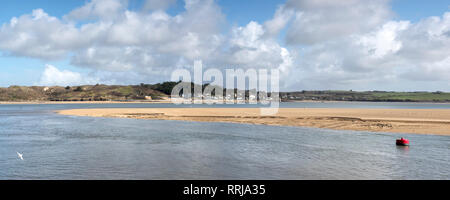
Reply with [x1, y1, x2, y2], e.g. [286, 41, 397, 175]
[282, 100, 450, 104]
[58, 108, 450, 136]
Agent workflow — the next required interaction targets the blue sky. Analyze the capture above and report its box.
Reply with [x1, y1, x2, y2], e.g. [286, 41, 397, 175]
[0, 0, 450, 91]
[392, 0, 450, 22]
[2, 0, 449, 25]
[1, 0, 449, 24]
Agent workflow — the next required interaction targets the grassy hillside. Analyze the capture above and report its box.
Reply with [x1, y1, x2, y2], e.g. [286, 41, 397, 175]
[369, 92, 450, 101]
[281, 91, 450, 102]
[0, 84, 168, 102]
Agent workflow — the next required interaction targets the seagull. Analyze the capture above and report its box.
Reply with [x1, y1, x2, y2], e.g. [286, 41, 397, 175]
[17, 152, 24, 160]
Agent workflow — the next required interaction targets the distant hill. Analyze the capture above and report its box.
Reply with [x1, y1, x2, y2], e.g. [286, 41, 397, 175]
[280, 90, 450, 102]
[1, 82, 450, 102]
[0, 84, 169, 102]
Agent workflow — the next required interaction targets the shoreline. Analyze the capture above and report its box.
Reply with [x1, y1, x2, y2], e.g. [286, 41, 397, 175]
[2, 100, 450, 105]
[282, 100, 450, 104]
[58, 108, 450, 136]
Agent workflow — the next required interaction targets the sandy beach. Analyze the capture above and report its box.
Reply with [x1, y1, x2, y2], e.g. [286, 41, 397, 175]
[57, 108, 450, 136]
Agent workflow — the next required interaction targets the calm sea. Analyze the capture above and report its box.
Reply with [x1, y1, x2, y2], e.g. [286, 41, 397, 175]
[0, 102, 449, 179]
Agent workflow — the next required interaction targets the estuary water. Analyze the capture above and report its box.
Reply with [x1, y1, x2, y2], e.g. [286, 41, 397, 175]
[0, 102, 449, 179]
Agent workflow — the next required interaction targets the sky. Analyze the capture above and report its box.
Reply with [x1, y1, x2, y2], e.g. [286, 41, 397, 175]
[0, 0, 449, 91]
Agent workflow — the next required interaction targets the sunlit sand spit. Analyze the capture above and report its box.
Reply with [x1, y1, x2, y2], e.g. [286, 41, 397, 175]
[58, 108, 450, 136]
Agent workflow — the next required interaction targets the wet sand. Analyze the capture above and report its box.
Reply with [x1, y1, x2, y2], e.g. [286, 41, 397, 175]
[57, 108, 450, 136]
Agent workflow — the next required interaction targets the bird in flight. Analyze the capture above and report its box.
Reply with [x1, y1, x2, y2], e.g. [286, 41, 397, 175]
[17, 152, 24, 160]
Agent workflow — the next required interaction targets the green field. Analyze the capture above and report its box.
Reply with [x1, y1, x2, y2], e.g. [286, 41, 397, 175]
[281, 91, 450, 102]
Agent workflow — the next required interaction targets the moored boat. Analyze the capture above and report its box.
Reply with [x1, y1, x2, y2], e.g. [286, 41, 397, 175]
[396, 138, 410, 146]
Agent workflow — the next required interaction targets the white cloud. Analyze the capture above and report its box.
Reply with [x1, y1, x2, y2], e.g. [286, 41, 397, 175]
[65, 0, 128, 21]
[0, 9, 81, 59]
[264, 5, 294, 37]
[226, 21, 293, 75]
[39, 65, 99, 86]
[285, 0, 392, 45]
[357, 21, 410, 59]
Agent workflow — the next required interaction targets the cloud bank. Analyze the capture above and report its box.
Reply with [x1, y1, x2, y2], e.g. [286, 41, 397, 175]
[0, 0, 449, 91]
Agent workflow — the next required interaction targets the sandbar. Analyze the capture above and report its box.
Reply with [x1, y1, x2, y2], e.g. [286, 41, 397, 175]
[57, 108, 450, 136]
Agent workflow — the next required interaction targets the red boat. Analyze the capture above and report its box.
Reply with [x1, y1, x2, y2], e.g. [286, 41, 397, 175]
[396, 138, 410, 146]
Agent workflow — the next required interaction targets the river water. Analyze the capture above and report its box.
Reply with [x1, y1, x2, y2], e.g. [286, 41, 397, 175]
[0, 102, 449, 179]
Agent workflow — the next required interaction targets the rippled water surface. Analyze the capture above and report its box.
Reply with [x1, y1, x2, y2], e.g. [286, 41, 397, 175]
[0, 102, 449, 179]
